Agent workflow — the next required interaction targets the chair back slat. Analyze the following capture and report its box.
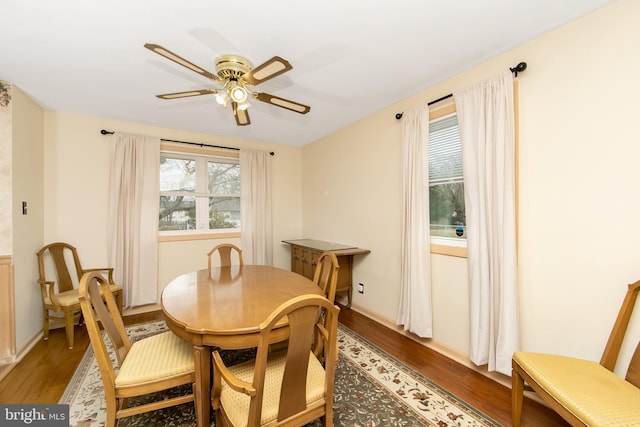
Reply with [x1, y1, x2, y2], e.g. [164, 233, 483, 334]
[278, 305, 318, 419]
[312, 252, 339, 303]
[42, 243, 82, 293]
[600, 280, 640, 371]
[208, 243, 243, 274]
[80, 272, 131, 366]
[627, 342, 640, 387]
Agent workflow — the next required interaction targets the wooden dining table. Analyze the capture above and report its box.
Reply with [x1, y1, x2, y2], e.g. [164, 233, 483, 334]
[161, 264, 322, 427]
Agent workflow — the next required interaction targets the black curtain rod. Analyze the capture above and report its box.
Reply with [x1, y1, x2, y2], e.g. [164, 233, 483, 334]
[395, 61, 527, 120]
[100, 129, 275, 156]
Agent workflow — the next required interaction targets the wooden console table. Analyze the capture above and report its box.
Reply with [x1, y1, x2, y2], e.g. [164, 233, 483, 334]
[282, 239, 370, 308]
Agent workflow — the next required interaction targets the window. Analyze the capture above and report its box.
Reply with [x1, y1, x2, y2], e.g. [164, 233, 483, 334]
[159, 151, 240, 234]
[428, 113, 466, 244]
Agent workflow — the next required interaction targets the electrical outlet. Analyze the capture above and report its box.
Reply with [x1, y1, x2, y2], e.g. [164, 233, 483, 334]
[358, 283, 364, 294]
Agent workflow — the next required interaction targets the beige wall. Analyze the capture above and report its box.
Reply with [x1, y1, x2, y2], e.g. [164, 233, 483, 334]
[0, 83, 11, 255]
[11, 86, 45, 351]
[302, 0, 640, 374]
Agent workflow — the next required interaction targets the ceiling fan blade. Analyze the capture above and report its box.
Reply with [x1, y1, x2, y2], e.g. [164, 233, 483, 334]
[255, 92, 310, 114]
[144, 43, 224, 84]
[232, 102, 251, 126]
[156, 89, 217, 99]
[242, 56, 292, 86]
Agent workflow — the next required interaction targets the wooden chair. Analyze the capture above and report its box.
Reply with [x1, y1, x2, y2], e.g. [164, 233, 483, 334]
[36, 242, 122, 349]
[78, 271, 196, 427]
[212, 294, 340, 427]
[313, 251, 340, 304]
[208, 243, 243, 272]
[310, 252, 339, 361]
[512, 280, 640, 426]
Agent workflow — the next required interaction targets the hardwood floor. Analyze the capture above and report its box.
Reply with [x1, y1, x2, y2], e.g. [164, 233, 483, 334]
[0, 308, 568, 426]
[338, 308, 568, 427]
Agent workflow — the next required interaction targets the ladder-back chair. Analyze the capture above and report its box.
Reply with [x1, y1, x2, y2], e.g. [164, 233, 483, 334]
[512, 280, 640, 426]
[212, 294, 340, 427]
[79, 271, 196, 426]
[36, 242, 122, 348]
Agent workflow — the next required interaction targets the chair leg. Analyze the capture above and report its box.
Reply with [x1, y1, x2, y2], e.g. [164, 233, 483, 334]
[192, 383, 198, 424]
[64, 311, 75, 349]
[512, 368, 525, 427]
[43, 309, 49, 341]
[324, 402, 333, 427]
[106, 398, 117, 427]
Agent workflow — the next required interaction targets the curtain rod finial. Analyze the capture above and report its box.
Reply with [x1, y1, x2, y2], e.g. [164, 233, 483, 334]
[395, 112, 403, 120]
[510, 62, 527, 76]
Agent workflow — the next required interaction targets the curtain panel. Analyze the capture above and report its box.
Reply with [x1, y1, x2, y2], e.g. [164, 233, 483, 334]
[396, 108, 433, 338]
[240, 149, 273, 266]
[454, 70, 519, 375]
[107, 133, 160, 308]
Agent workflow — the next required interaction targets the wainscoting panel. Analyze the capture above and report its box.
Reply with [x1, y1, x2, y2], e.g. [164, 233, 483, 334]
[0, 255, 16, 366]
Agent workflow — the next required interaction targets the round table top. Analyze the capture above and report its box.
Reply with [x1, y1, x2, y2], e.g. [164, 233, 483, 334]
[161, 265, 321, 346]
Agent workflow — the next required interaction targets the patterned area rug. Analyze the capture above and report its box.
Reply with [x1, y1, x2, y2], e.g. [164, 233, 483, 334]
[60, 321, 501, 426]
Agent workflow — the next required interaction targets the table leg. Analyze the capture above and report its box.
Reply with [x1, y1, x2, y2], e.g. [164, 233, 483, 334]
[193, 345, 211, 427]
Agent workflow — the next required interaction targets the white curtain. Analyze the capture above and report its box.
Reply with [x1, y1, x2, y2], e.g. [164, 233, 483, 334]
[107, 133, 160, 308]
[454, 70, 518, 375]
[240, 149, 273, 265]
[396, 108, 433, 338]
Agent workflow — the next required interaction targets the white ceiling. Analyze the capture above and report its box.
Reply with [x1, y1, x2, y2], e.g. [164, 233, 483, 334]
[2, 0, 615, 147]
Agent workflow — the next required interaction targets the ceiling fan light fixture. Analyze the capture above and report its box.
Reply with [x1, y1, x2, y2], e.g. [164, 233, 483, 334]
[229, 83, 248, 103]
[215, 90, 229, 107]
[237, 100, 251, 111]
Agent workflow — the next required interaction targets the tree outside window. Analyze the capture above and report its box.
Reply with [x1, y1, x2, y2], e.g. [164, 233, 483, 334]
[159, 153, 240, 233]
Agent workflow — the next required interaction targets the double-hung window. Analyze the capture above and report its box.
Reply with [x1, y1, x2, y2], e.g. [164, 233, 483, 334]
[159, 150, 240, 236]
[428, 111, 466, 248]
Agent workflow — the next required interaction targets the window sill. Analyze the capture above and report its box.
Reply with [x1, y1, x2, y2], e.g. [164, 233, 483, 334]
[430, 244, 467, 258]
[158, 231, 241, 242]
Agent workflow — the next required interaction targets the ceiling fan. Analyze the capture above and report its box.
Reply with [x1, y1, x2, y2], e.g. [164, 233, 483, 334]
[144, 43, 310, 126]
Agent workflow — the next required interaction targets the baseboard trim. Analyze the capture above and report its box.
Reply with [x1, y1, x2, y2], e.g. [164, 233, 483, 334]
[0, 330, 43, 382]
[348, 303, 512, 389]
[123, 303, 162, 316]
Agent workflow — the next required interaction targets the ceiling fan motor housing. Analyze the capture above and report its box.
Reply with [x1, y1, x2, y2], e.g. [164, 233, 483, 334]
[215, 55, 253, 82]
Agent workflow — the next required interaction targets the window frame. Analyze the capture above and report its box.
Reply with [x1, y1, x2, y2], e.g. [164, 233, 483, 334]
[427, 81, 519, 258]
[158, 143, 241, 242]
[428, 103, 468, 258]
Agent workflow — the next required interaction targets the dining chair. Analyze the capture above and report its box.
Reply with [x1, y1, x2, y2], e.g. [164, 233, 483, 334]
[312, 251, 340, 304]
[36, 242, 123, 349]
[208, 243, 244, 271]
[212, 294, 340, 427]
[512, 279, 640, 426]
[309, 251, 340, 361]
[78, 271, 196, 427]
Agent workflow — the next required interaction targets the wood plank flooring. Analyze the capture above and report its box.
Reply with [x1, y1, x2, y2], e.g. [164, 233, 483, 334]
[0, 308, 568, 426]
